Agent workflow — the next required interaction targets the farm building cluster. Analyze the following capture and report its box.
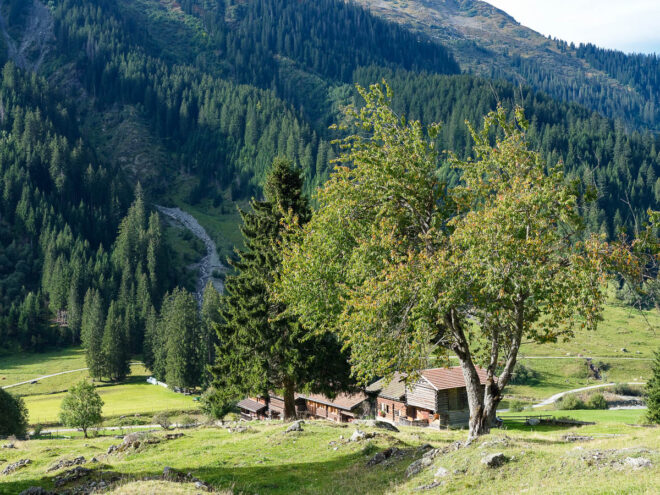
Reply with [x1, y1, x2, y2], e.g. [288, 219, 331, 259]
[237, 366, 489, 428]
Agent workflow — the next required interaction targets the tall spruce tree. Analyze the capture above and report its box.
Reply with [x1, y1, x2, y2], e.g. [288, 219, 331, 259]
[212, 158, 352, 419]
[201, 282, 222, 385]
[81, 289, 105, 380]
[101, 301, 130, 381]
[160, 288, 203, 390]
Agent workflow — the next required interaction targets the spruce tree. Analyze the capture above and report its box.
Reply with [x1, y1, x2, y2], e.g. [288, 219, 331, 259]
[646, 349, 660, 424]
[81, 289, 105, 380]
[101, 301, 130, 381]
[201, 282, 222, 385]
[159, 288, 203, 390]
[212, 158, 352, 419]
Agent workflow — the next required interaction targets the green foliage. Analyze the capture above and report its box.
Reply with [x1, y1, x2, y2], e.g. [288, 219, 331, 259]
[101, 301, 131, 382]
[646, 349, 660, 424]
[556, 395, 587, 410]
[587, 393, 608, 410]
[149, 288, 203, 390]
[0, 388, 28, 437]
[508, 363, 540, 386]
[508, 400, 525, 413]
[153, 412, 172, 430]
[212, 158, 352, 418]
[199, 387, 236, 420]
[59, 380, 104, 437]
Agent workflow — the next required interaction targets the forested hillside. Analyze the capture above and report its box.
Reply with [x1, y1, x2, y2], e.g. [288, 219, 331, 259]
[355, 0, 660, 132]
[0, 0, 659, 354]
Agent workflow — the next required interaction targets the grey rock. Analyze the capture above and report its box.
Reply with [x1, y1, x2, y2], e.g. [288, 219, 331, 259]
[18, 488, 56, 495]
[415, 481, 443, 491]
[46, 456, 86, 472]
[621, 348, 628, 353]
[526, 418, 540, 426]
[286, 421, 304, 433]
[562, 435, 594, 442]
[2, 459, 31, 475]
[366, 447, 401, 467]
[350, 429, 365, 442]
[1, 444, 15, 449]
[435, 467, 449, 478]
[481, 452, 507, 468]
[355, 420, 399, 432]
[54, 466, 91, 487]
[624, 457, 652, 469]
[406, 456, 434, 477]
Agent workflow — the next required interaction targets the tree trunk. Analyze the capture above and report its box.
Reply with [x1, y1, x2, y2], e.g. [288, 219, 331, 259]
[283, 378, 297, 420]
[83, 427, 88, 439]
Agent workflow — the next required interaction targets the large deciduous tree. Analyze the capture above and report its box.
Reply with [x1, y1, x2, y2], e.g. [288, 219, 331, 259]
[277, 84, 616, 438]
[59, 380, 104, 438]
[212, 158, 352, 420]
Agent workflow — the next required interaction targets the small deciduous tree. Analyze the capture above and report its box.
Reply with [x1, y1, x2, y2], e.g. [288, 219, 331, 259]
[59, 380, 104, 438]
[0, 388, 28, 437]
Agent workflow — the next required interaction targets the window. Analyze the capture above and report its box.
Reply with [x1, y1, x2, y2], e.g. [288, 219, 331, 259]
[448, 388, 468, 410]
[380, 402, 390, 413]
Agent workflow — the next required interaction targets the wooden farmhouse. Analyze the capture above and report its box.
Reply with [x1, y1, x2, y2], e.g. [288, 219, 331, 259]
[238, 391, 369, 423]
[367, 366, 489, 428]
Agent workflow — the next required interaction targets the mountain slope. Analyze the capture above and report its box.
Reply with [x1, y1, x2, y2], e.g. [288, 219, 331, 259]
[355, 0, 660, 131]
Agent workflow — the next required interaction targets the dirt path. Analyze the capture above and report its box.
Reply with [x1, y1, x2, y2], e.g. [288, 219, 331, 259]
[156, 205, 225, 303]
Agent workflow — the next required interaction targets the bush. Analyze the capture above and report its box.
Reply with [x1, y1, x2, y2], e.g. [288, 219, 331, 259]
[587, 393, 608, 410]
[0, 388, 29, 437]
[180, 415, 196, 427]
[32, 424, 44, 438]
[153, 412, 171, 430]
[508, 363, 540, 385]
[556, 394, 586, 410]
[200, 387, 237, 420]
[613, 383, 645, 397]
[509, 400, 526, 412]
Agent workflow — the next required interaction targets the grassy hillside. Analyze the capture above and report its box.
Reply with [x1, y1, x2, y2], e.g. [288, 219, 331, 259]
[0, 420, 658, 494]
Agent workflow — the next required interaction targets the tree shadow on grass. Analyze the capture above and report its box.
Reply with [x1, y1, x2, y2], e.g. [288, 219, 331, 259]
[0, 449, 413, 495]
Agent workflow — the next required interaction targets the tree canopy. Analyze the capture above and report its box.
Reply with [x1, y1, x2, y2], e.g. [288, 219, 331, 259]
[277, 84, 621, 438]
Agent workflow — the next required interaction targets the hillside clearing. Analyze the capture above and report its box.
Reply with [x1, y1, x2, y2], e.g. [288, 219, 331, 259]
[0, 420, 658, 494]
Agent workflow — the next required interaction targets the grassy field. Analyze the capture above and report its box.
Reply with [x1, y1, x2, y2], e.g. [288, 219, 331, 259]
[0, 348, 87, 394]
[22, 365, 199, 425]
[1, 418, 658, 494]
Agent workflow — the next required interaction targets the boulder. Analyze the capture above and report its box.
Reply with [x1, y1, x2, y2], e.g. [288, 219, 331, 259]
[415, 481, 443, 491]
[2, 459, 31, 475]
[434, 467, 449, 478]
[286, 421, 304, 433]
[54, 466, 91, 487]
[1, 443, 15, 449]
[624, 457, 652, 469]
[18, 488, 56, 495]
[481, 452, 507, 468]
[366, 447, 401, 467]
[562, 435, 594, 443]
[350, 429, 365, 442]
[355, 420, 399, 432]
[406, 456, 434, 477]
[46, 456, 86, 473]
[526, 418, 540, 426]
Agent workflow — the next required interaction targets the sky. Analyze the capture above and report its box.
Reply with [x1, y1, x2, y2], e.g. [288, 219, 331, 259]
[485, 1, 660, 54]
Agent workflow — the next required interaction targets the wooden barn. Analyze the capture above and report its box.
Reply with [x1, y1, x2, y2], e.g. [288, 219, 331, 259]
[366, 372, 407, 423]
[404, 367, 489, 427]
[237, 391, 369, 423]
[367, 367, 490, 428]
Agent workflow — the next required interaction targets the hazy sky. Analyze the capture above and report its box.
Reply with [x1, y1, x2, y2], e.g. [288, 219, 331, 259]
[485, 1, 660, 54]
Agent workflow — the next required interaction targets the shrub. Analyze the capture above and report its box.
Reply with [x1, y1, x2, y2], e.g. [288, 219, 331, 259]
[153, 412, 171, 430]
[508, 363, 540, 385]
[556, 394, 586, 410]
[587, 393, 608, 410]
[646, 349, 660, 424]
[32, 424, 44, 438]
[0, 388, 29, 437]
[509, 400, 525, 412]
[200, 387, 237, 420]
[613, 383, 645, 397]
[180, 415, 196, 427]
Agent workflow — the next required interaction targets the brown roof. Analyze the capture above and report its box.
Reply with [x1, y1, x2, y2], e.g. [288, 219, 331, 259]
[299, 392, 368, 411]
[366, 372, 407, 401]
[237, 398, 267, 413]
[420, 367, 489, 391]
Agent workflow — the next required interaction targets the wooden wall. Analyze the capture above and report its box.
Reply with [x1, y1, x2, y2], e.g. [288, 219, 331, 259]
[406, 380, 437, 412]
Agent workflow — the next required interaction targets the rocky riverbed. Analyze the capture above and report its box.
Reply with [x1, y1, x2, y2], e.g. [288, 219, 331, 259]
[156, 206, 225, 303]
